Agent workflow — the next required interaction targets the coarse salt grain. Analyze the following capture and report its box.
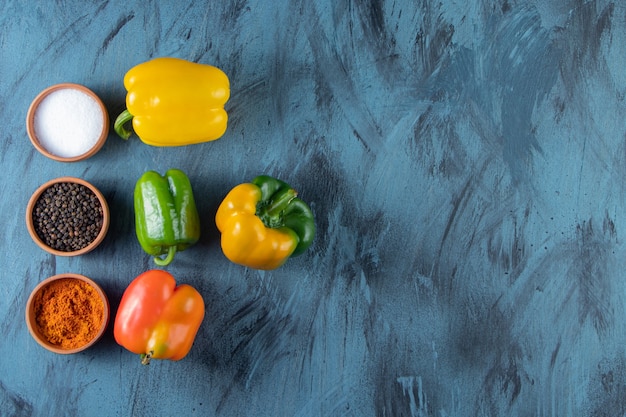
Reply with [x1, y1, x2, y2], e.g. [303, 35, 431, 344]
[33, 88, 104, 158]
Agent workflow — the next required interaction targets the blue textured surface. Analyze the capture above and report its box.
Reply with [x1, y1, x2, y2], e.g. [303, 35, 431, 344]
[2, 1, 626, 416]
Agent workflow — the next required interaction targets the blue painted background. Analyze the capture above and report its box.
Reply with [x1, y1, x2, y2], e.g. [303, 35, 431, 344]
[2, 1, 626, 416]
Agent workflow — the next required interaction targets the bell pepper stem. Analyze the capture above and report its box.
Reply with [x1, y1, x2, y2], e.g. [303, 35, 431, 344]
[114, 109, 134, 140]
[153, 246, 177, 266]
[265, 188, 297, 216]
[257, 188, 298, 229]
[140, 351, 154, 365]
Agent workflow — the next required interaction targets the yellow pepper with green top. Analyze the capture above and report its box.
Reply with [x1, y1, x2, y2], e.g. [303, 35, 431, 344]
[215, 175, 316, 270]
[114, 57, 230, 146]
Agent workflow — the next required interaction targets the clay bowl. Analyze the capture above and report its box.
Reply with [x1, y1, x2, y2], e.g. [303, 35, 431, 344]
[25, 273, 110, 354]
[26, 83, 109, 162]
[25, 177, 110, 256]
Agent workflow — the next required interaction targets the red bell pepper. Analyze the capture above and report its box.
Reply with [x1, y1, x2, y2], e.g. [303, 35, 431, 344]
[113, 270, 205, 364]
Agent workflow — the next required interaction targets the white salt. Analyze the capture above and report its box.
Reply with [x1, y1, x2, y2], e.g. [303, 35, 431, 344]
[33, 88, 104, 158]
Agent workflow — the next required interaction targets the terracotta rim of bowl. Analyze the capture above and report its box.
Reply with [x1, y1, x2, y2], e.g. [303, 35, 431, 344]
[25, 273, 110, 354]
[25, 177, 110, 256]
[26, 83, 109, 162]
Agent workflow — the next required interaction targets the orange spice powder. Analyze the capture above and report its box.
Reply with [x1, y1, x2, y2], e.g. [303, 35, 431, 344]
[33, 278, 104, 349]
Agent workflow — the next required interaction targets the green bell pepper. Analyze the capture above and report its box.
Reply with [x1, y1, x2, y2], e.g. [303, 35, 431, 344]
[134, 169, 200, 266]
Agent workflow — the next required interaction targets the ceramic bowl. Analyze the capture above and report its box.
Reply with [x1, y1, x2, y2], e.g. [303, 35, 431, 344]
[26, 83, 109, 162]
[25, 273, 110, 354]
[25, 177, 110, 256]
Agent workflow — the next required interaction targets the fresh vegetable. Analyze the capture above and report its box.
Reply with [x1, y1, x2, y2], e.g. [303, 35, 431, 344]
[134, 169, 200, 266]
[114, 270, 205, 365]
[114, 57, 230, 146]
[215, 175, 315, 270]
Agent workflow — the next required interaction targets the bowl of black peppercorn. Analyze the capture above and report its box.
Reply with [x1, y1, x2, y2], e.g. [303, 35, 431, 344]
[26, 177, 110, 256]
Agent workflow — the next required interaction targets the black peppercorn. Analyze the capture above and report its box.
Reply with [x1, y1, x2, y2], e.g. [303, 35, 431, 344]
[32, 182, 103, 252]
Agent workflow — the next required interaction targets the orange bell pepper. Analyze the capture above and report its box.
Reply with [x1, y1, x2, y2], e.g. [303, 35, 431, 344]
[114, 270, 205, 365]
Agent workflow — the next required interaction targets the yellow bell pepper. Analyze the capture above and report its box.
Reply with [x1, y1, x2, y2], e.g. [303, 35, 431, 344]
[215, 175, 315, 270]
[114, 57, 230, 146]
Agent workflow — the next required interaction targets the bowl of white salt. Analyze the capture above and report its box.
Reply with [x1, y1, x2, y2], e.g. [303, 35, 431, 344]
[26, 83, 109, 162]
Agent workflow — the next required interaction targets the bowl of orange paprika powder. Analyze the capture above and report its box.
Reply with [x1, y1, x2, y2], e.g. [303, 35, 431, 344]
[25, 273, 110, 354]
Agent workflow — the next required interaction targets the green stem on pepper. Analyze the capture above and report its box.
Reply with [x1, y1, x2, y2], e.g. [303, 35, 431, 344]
[153, 246, 177, 266]
[257, 188, 297, 229]
[114, 109, 134, 140]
